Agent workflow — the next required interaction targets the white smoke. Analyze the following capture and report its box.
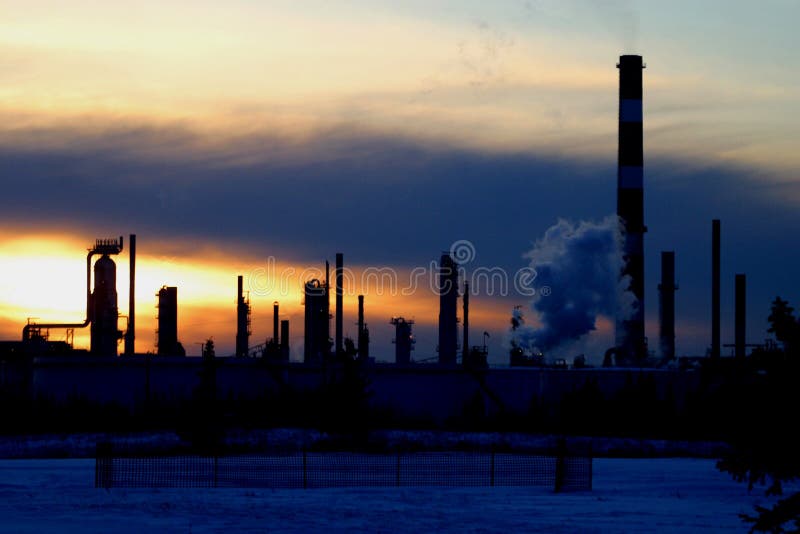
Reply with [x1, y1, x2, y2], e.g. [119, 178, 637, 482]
[510, 215, 635, 357]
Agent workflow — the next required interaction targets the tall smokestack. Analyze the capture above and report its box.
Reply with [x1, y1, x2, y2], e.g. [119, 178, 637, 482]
[273, 301, 280, 344]
[335, 253, 343, 356]
[125, 233, 136, 355]
[438, 253, 459, 365]
[462, 280, 469, 362]
[658, 251, 676, 361]
[236, 275, 250, 357]
[616, 54, 646, 362]
[280, 319, 290, 360]
[711, 219, 721, 359]
[735, 273, 746, 359]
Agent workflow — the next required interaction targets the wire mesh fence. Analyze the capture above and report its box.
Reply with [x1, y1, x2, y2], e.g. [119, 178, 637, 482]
[96, 445, 592, 491]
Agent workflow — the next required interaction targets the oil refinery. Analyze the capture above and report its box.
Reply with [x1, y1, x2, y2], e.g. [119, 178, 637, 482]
[0, 56, 760, 426]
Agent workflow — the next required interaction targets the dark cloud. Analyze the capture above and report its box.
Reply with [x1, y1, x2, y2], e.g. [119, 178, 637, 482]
[1, 121, 799, 358]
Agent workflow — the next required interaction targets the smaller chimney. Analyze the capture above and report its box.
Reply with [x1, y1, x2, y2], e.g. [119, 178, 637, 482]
[658, 251, 676, 361]
[280, 319, 290, 360]
[326, 260, 330, 360]
[462, 280, 470, 362]
[125, 233, 136, 355]
[438, 253, 459, 365]
[156, 286, 183, 356]
[236, 275, 250, 357]
[335, 253, 343, 356]
[273, 301, 280, 344]
[357, 294, 369, 360]
[357, 295, 365, 341]
[735, 273, 746, 359]
[712, 219, 721, 359]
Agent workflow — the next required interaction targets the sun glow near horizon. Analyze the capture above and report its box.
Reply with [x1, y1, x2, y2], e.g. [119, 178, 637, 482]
[0, 233, 522, 358]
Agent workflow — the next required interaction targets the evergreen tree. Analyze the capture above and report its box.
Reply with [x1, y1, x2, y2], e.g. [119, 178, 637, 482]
[718, 297, 800, 532]
[768, 297, 799, 354]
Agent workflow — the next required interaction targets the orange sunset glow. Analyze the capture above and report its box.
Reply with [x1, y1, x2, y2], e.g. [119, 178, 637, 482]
[0, 233, 525, 359]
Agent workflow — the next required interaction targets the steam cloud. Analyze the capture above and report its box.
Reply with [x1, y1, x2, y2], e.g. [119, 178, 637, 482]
[511, 215, 634, 353]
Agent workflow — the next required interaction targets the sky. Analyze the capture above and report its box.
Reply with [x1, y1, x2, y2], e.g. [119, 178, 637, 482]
[1, 0, 798, 363]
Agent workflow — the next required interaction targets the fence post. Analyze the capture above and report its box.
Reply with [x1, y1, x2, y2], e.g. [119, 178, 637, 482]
[213, 455, 219, 488]
[396, 452, 401, 487]
[303, 449, 308, 489]
[95, 442, 113, 489]
[490, 450, 495, 487]
[554, 437, 566, 493]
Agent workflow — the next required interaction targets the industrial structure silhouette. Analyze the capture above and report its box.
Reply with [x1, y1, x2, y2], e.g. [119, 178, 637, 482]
[0, 56, 761, 426]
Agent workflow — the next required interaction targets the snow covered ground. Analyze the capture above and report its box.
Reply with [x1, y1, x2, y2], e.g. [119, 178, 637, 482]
[0, 457, 775, 532]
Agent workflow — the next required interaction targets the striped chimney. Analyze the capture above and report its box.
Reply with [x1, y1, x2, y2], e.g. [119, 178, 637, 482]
[616, 54, 647, 362]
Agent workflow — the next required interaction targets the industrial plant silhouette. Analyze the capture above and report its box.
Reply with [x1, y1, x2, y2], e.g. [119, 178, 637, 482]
[0, 56, 777, 437]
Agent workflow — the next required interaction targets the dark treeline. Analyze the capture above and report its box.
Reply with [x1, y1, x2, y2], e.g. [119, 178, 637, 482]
[0, 357, 792, 444]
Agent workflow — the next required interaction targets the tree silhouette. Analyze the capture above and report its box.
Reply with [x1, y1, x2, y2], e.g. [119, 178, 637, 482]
[718, 297, 800, 532]
[768, 297, 799, 354]
[202, 337, 215, 359]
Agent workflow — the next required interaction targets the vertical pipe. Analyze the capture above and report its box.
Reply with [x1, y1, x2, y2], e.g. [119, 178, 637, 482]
[273, 301, 280, 344]
[303, 282, 313, 363]
[280, 319, 290, 360]
[462, 280, 470, 363]
[325, 260, 330, 360]
[236, 275, 248, 357]
[711, 219, 721, 359]
[357, 295, 365, 341]
[125, 234, 136, 355]
[86, 252, 94, 327]
[735, 273, 746, 359]
[335, 253, 343, 356]
[357, 294, 369, 361]
[615, 54, 646, 363]
[658, 251, 676, 361]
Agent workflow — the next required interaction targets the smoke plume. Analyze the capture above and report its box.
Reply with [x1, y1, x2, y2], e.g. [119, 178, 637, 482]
[511, 215, 634, 353]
